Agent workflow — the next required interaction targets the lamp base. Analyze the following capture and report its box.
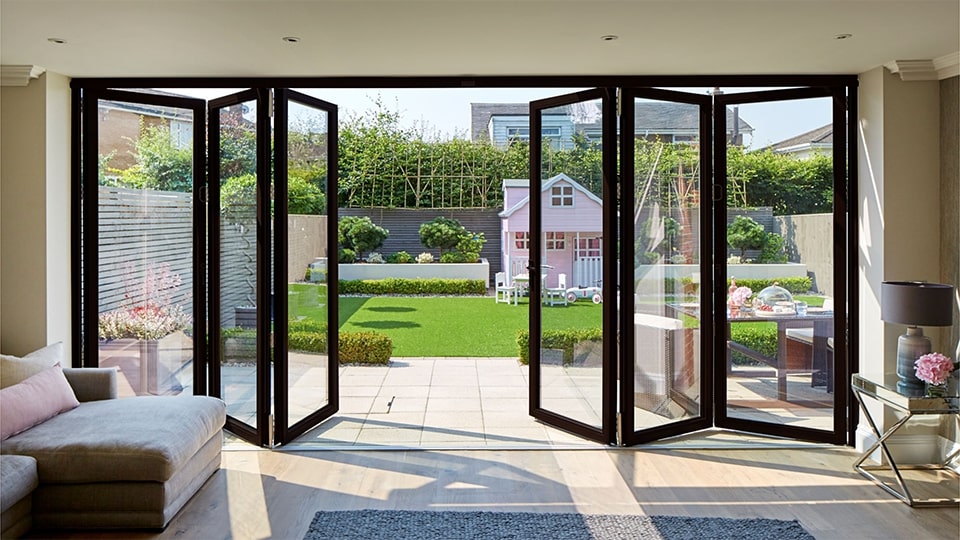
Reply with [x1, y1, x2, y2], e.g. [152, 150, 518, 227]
[896, 327, 930, 396]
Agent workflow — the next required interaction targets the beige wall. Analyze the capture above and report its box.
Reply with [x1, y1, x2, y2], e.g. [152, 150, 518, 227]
[0, 73, 71, 357]
[940, 76, 959, 361]
[857, 66, 955, 449]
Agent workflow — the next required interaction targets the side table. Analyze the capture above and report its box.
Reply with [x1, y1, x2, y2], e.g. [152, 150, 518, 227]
[851, 373, 960, 507]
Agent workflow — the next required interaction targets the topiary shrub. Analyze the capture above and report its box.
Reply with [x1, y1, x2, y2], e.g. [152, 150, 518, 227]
[758, 232, 788, 263]
[339, 332, 392, 364]
[419, 216, 465, 257]
[516, 327, 603, 365]
[338, 216, 389, 260]
[727, 215, 766, 259]
[338, 247, 356, 263]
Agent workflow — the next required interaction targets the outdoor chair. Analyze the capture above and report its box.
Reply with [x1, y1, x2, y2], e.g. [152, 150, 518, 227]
[495, 272, 517, 305]
[544, 273, 568, 306]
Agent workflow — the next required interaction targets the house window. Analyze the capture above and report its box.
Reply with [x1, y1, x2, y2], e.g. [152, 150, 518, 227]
[672, 134, 697, 144]
[550, 185, 574, 207]
[576, 237, 601, 258]
[514, 231, 529, 250]
[546, 232, 565, 251]
[506, 126, 560, 140]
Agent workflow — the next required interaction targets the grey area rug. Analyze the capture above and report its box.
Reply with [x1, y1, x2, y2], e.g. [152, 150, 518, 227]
[304, 510, 815, 540]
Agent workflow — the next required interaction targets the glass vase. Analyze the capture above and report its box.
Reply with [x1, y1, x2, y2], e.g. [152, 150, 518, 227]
[925, 381, 948, 398]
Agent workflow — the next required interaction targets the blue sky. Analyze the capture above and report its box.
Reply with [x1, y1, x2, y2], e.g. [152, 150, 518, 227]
[179, 86, 833, 150]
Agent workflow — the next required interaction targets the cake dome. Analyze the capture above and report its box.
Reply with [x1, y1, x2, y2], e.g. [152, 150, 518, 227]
[754, 283, 794, 313]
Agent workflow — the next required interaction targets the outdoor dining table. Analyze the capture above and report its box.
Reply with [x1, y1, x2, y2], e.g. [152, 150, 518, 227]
[667, 303, 835, 401]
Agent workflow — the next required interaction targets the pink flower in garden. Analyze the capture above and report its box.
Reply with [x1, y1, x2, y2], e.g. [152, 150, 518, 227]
[914, 352, 955, 386]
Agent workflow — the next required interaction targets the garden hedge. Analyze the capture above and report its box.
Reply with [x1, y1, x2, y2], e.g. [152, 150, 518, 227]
[516, 327, 603, 365]
[726, 276, 812, 295]
[221, 321, 393, 365]
[338, 278, 486, 295]
[728, 322, 778, 365]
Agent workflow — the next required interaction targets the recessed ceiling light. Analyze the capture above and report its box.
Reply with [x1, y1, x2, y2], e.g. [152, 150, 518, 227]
[282, 36, 301, 44]
[834, 33, 852, 40]
[47, 37, 67, 44]
[601, 35, 618, 42]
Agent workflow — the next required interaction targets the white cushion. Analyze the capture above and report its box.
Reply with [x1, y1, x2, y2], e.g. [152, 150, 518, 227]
[0, 342, 64, 389]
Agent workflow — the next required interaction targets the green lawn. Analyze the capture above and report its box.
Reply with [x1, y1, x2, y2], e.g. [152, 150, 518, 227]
[287, 283, 601, 356]
[286, 283, 828, 357]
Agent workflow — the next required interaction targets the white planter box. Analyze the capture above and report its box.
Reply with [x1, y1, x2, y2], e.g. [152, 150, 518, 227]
[339, 258, 490, 288]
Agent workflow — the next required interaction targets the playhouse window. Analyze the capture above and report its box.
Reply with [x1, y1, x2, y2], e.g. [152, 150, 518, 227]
[546, 232, 565, 250]
[550, 185, 574, 207]
[514, 231, 529, 250]
[576, 237, 601, 257]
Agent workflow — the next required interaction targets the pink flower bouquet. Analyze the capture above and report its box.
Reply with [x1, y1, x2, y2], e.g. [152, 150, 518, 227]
[914, 352, 955, 386]
[729, 286, 752, 306]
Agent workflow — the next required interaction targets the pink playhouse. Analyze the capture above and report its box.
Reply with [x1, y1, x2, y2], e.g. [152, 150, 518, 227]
[499, 173, 603, 290]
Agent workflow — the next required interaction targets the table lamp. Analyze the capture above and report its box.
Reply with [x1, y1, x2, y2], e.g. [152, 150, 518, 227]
[881, 281, 955, 395]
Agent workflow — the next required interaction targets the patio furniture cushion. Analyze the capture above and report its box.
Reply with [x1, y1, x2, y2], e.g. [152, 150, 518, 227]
[0, 342, 64, 388]
[0, 364, 79, 441]
[0, 395, 225, 484]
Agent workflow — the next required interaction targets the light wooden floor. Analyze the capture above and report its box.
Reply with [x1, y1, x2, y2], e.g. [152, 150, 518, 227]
[30, 444, 958, 540]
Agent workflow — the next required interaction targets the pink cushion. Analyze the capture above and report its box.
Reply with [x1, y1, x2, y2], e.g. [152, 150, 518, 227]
[0, 364, 79, 441]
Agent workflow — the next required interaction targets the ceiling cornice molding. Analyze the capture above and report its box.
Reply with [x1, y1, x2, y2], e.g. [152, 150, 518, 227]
[933, 52, 959, 80]
[1, 65, 46, 87]
[885, 53, 959, 81]
[884, 59, 937, 81]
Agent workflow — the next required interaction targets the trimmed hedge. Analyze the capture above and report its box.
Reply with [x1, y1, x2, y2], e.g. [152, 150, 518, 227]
[726, 277, 812, 295]
[516, 327, 604, 365]
[221, 321, 393, 365]
[728, 322, 778, 365]
[339, 278, 486, 295]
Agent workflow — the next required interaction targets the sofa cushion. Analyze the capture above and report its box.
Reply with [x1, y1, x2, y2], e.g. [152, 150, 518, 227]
[0, 455, 38, 514]
[0, 342, 64, 389]
[0, 395, 225, 484]
[0, 365, 80, 441]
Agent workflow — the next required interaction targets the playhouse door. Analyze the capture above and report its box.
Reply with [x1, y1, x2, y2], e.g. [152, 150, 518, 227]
[528, 89, 617, 444]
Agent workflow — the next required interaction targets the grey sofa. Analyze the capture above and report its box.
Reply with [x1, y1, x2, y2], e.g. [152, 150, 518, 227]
[0, 368, 226, 533]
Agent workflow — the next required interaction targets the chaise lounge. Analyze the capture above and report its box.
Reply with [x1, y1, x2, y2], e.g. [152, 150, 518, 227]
[0, 343, 226, 535]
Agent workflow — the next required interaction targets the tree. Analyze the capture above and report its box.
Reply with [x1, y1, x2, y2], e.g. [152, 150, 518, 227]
[112, 122, 192, 192]
[338, 216, 388, 259]
[419, 217, 466, 257]
[727, 215, 766, 258]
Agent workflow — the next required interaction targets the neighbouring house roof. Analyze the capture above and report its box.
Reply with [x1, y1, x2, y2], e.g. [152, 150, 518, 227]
[499, 173, 603, 218]
[471, 102, 753, 141]
[761, 123, 834, 154]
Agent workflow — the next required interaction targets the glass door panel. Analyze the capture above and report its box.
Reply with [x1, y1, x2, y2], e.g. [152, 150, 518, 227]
[620, 89, 712, 445]
[209, 89, 270, 445]
[90, 89, 204, 397]
[529, 89, 614, 444]
[274, 90, 339, 444]
[715, 89, 846, 443]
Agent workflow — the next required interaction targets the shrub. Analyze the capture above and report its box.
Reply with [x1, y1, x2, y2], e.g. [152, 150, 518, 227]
[419, 216, 465, 256]
[338, 278, 486, 295]
[758, 232, 788, 264]
[416, 252, 434, 264]
[338, 216, 389, 259]
[726, 277, 811, 295]
[386, 251, 414, 264]
[288, 330, 327, 353]
[440, 252, 468, 263]
[455, 232, 486, 258]
[727, 215, 766, 258]
[339, 332, 392, 364]
[516, 327, 603, 365]
[729, 323, 777, 365]
[338, 248, 356, 263]
[366, 252, 385, 264]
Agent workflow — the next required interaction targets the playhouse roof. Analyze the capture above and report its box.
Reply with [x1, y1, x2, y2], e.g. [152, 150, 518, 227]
[499, 173, 603, 218]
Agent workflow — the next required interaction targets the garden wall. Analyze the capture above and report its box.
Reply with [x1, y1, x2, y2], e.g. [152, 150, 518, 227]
[339, 259, 490, 287]
[774, 213, 833, 295]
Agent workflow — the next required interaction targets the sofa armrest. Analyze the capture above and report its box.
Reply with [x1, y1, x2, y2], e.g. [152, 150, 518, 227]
[62, 368, 118, 402]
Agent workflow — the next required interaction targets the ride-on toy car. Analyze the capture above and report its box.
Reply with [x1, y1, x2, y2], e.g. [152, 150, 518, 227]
[565, 285, 603, 304]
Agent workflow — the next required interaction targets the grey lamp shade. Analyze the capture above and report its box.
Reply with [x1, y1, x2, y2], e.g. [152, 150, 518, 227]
[881, 281, 955, 327]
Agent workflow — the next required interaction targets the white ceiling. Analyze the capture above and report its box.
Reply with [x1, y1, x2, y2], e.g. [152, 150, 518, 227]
[1, 0, 958, 79]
